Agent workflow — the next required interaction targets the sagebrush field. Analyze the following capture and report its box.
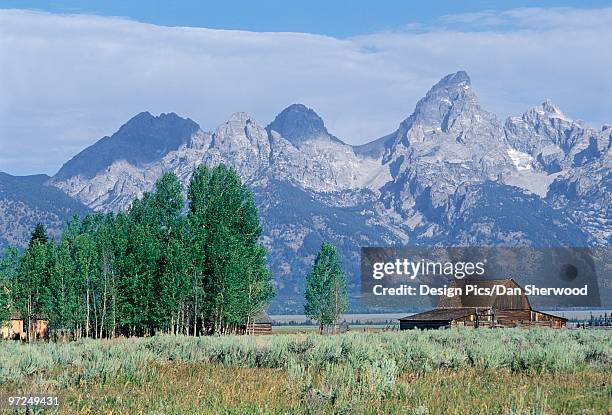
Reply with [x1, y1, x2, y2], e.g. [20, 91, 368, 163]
[1, 329, 610, 414]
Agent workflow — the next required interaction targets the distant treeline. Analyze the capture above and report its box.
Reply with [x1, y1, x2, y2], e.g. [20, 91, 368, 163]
[0, 164, 274, 340]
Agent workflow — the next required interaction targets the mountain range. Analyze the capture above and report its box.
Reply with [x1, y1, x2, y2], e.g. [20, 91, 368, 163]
[2, 71, 610, 312]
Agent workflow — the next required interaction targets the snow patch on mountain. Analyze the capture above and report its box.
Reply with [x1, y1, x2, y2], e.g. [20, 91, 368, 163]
[507, 148, 533, 171]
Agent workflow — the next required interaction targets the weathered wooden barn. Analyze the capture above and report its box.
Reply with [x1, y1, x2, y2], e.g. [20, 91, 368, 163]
[240, 310, 273, 335]
[0, 314, 50, 340]
[400, 279, 567, 330]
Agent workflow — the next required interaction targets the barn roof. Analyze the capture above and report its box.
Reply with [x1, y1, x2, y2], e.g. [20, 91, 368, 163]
[251, 310, 273, 324]
[437, 278, 531, 310]
[399, 308, 477, 322]
[532, 310, 568, 322]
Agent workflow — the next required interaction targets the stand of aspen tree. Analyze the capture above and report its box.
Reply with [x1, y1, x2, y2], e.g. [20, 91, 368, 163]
[0, 164, 275, 341]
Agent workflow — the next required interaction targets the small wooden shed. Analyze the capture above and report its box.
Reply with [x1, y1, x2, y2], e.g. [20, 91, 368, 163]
[400, 279, 567, 330]
[1, 315, 25, 340]
[1, 314, 49, 340]
[241, 310, 273, 335]
[31, 319, 50, 339]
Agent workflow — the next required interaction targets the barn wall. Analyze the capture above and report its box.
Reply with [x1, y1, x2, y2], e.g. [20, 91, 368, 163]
[531, 311, 566, 328]
[9, 319, 25, 340]
[496, 310, 531, 321]
[494, 293, 530, 310]
[0, 319, 49, 340]
[33, 320, 50, 339]
[251, 323, 272, 335]
[240, 323, 272, 335]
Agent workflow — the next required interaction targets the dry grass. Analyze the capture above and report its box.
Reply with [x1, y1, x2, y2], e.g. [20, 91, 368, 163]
[0, 329, 609, 414]
[0, 365, 608, 414]
[61, 364, 298, 414]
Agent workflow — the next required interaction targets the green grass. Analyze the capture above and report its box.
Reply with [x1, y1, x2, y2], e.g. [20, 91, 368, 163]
[0, 329, 610, 414]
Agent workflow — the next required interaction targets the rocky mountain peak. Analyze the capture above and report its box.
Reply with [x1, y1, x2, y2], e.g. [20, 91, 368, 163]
[387, 71, 502, 152]
[540, 99, 563, 115]
[395, 70, 491, 140]
[228, 112, 255, 124]
[522, 100, 573, 125]
[118, 111, 198, 135]
[378, 71, 512, 213]
[216, 112, 265, 140]
[504, 100, 605, 174]
[10, 71, 609, 312]
[211, 112, 272, 176]
[422, 70, 474, 106]
[436, 70, 471, 88]
[124, 110, 154, 123]
[266, 104, 343, 146]
[417, 70, 476, 110]
[53, 111, 200, 181]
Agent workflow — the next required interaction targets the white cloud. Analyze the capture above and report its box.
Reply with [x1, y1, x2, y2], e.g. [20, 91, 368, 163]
[1, 7, 611, 175]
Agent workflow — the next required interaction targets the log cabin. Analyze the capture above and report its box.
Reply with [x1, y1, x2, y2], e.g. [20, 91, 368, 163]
[399, 279, 567, 330]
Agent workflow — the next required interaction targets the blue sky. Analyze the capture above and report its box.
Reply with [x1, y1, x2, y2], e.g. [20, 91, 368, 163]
[1, 3, 612, 175]
[3, 0, 612, 36]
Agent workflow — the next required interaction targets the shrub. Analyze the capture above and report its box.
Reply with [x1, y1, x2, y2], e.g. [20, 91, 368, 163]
[0, 328, 609, 388]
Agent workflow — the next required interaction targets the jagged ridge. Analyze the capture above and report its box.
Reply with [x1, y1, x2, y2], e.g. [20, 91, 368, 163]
[4, 71, 608, 312]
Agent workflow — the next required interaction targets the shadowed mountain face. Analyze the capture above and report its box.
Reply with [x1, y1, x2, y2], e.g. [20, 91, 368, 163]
[54, 112, 200, 180]
[0, 173, 91, 249]
[504, 101, 612, 245]
[3, 71, 609, 312]
[266, 104, 344, 147]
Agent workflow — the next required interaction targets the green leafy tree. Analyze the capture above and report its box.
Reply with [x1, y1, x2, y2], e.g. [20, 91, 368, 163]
[163, 219, 192, 335]
[304, 242, 348, 334]
[28, 223, 49, 247]
[73, 225, 99, 338]
[187, 165, 211, 334]
[188, 164, 274, 334]
[15, 229, 53, 341]
[0, 247, 20, 323]
[5, 165, 274, 339]
[121, 193, 160, 336]
[243, 244, 275, 334]
[53, 216, 90, 339]
[109, 212, 130, 337]
[91, 213, 118, 338]
[48, 236, 78, 338]
[152, 172, 188, 334]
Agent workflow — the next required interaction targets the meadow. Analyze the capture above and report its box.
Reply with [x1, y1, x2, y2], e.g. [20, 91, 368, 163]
[0, 329, 610, 414]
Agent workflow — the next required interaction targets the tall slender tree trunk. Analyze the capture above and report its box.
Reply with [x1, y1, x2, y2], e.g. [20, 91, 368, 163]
[111, 269, 117, 339]
[100, 255, 109, 339]
[27, 295, 33, 343]
[193, 294, 198, 336]
[92, 288, 99, 339]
